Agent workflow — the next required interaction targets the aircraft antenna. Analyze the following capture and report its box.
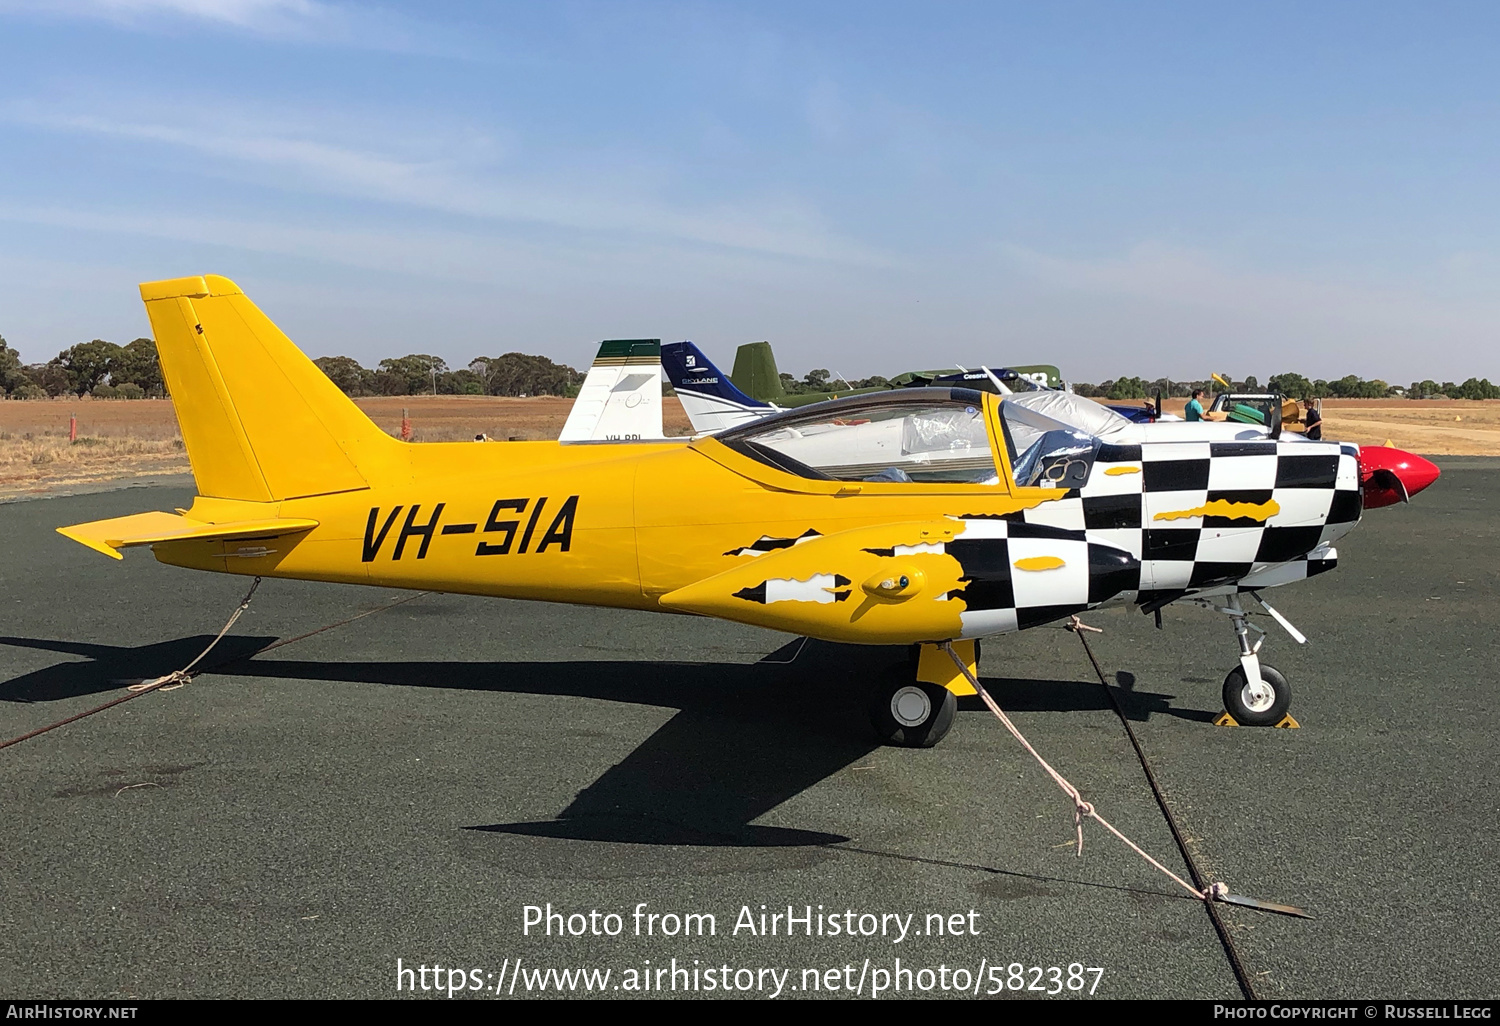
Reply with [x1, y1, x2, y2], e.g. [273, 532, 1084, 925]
[979, 366, 1012, 395]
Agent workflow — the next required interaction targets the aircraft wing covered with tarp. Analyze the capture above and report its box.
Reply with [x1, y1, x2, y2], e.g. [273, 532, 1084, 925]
[1003, 390, 1137, 441]
[1004, 390, 1293, 445]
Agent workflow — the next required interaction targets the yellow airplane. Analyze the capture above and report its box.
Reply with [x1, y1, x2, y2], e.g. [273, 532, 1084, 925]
[59, 276, 1440, 744]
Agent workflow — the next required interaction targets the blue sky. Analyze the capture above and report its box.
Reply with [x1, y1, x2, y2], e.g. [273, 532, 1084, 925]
[0, 1, 1497, 381]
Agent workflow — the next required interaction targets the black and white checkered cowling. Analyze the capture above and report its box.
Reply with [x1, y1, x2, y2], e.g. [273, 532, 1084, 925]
[943, 439, 1362, 639]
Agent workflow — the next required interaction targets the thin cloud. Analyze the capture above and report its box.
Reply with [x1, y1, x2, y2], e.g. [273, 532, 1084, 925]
[4, 0, 335, 31]
[0, 200, 873, 293]
[0, 0, 461, 55]
[993, 241, 1500, 381]
[1001, 241, 1457, 324]
[6, 99, 891, 266]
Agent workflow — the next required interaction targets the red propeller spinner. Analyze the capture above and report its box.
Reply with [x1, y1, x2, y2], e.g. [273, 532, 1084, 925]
[1358, 445, 1441, 509]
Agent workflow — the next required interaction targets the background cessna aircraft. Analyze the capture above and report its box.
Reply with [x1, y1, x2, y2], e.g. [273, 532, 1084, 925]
[60, 277, 1439, 748]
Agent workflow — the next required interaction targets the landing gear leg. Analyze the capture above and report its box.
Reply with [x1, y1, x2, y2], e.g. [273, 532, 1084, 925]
[1211, 594, 1293, 727]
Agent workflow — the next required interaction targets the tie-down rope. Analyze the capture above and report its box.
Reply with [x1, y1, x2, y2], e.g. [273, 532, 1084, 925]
[941, 636, 1226, 905]
[125, 577, 263, 693]
[1, 579, 429, 752]
[0, 577, 262, 751]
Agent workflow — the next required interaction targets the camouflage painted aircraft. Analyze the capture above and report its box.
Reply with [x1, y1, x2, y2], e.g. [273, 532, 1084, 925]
[716, 340, 1064, 412]
[724, 340, 960, 409]
[60, 276, 1439, 745]
[664, 340, 1048, 435]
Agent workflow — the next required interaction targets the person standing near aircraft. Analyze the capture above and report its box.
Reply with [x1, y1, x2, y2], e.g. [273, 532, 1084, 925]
[1304, 399, 1323, 441]
[1185, 388, 1208, 421]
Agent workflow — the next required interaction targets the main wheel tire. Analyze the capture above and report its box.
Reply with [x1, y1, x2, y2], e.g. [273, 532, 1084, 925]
[869, 673, 957, 748]
[1222, 664, 1291, 727]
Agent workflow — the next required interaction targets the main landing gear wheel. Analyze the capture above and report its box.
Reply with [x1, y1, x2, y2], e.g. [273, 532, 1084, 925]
[1222, 664, 1291, 727]
[869, 672, 956, 748]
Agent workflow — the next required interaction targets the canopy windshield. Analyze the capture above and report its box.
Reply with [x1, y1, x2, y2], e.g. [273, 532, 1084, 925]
[716, 391, 999, 484]
[1003, 390, 1135, 439]
[1000, 400, 1105, 489]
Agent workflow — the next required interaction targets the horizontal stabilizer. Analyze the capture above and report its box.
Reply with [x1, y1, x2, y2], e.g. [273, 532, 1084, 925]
[58, 511, 318, 560]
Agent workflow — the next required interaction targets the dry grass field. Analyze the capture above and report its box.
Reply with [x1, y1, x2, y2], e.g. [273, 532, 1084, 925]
[1, 394, 1495, 500]
[351, 395, 695, 442]
[0, 396, 695, 500]
[1144, 397, 1500, 454]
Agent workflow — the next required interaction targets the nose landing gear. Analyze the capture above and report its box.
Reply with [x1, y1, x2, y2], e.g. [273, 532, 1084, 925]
[1222, 663, 1291, 726]
[1198, 593, 1303, 728]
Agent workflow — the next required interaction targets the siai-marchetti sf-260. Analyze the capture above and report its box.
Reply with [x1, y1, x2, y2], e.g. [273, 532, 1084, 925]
[59, 276, 1439, 746]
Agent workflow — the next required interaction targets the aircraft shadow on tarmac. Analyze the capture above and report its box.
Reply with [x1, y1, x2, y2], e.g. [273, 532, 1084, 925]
[0, 635, 1211, 847]
[0, 634, 278, 702]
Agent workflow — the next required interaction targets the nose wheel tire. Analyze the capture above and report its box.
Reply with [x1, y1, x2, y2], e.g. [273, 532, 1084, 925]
[1222, 665, 1291, 727]
[869, 675, 957, 748]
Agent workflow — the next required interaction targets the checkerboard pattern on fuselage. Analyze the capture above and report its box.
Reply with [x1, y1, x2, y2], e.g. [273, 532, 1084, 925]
[942, 518, 1141, 639]
[991, 439, 1362, 607]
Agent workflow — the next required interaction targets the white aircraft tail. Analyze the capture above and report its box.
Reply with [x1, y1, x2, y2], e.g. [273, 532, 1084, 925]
[558, 339, 666, 442]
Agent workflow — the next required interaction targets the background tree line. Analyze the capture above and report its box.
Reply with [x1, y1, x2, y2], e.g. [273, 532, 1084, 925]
[777, 368, 891, 394]
[791, 367, 1500, 402]
[1072, 373, 1500, 402]
[0, 336, 165, 399]
[310, 353, 584, 397]
[3, 333, 1499, 403]
[0, 337, 587, 400]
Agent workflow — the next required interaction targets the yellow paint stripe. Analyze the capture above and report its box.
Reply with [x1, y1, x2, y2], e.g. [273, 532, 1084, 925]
[1154, 499, 1281, 523]
[590, 355, 661, 367]
[1013, 556, 1066, 572]
[1104, 465, 1141, 476]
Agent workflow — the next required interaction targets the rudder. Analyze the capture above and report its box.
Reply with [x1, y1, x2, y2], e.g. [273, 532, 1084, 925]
[661, 340, 772, 434]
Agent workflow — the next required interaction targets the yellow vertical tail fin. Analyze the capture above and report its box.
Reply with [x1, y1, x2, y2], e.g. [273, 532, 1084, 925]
[142, 275, 398, 501]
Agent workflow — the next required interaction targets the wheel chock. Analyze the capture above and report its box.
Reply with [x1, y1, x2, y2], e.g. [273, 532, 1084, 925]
[1213, 712, 1300, 728]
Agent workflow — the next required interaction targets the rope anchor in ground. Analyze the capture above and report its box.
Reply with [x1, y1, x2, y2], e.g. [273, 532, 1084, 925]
[0, 580, 430, 752]
[940, 631, 1311, 920]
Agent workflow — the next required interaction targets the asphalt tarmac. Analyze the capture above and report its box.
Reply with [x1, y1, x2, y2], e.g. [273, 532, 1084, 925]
[1, 461, 1496, 1000]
